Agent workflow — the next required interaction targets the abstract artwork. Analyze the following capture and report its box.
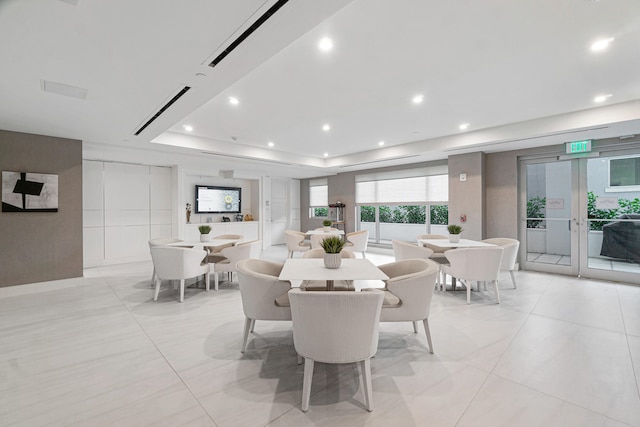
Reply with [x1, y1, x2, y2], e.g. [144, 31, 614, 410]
[2, 171, 58, 212]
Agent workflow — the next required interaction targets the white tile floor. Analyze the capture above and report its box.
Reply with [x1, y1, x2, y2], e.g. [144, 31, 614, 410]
[1, 245, 639, 426]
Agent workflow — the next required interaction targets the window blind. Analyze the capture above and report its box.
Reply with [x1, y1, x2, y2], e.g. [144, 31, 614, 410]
[309, 178, 328, 207]
[356, 174, 448, 204]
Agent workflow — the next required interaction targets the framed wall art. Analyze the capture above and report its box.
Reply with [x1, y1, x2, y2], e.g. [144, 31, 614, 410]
[2, 171, 58, 212]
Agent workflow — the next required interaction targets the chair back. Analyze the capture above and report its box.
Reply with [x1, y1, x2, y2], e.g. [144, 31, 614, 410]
[392, 240, 434, 261]
[148, 238, 182, 249]
[303, 248, 355, 258]
[416, 234, 447, 253]
[482, 238, 519, 271]
[150, 246, 208, 280]
[345, 230, 369, 252]
[444, 247, 504, 281]
[375, 259, 439, 321]
[285, 230, 308, 250]
[238, 239, 262, 259]
[237, 259, 292, 320]
[220, 241, 253, 266]
[289, 288, 384, 363]
[212, 234, 243, 240]
[310, 233, 340, 249]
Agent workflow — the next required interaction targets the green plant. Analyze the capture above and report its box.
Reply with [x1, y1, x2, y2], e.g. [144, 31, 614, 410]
[587, 191, 640, 231]
[198, 225, 211, 234]
[322, 219, 333, 227]
[430, 205, 448, 225]
[526, 196, 546, 229]
[447, 224, 463, 234]
[319, 235, 345, 254]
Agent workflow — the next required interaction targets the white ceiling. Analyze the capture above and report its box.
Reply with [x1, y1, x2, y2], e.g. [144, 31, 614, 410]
[1, 0, 640, 179]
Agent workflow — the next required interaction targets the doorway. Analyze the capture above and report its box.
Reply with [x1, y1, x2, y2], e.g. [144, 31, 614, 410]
[520, 149, 640, 284]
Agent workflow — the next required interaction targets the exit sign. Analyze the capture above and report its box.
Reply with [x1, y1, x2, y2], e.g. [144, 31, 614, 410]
[566, 140, 592, 154]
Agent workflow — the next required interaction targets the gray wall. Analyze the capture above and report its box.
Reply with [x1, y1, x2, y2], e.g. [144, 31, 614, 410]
[0, 130, 83, 287]
[485, 151, 519, 239]
[448, 152, 485, 240]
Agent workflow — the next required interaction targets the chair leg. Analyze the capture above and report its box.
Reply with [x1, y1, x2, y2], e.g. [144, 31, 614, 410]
[510, 270, 517, 289]
[241, 317, 252, 353]
[249, 318, 256, 332]
[214, 272, 219, 291]
[423, 318, 434, 354]
[297, 354, 303, 365]
[205, 272, 210, 292]
[179, 279, 185, 303]
[151, 267, 156, 286]
[493, 280, 501, 304]
[153, 278, 161, 301]
[361, 358, 374, 412]
[301, 358, 314, 412]
[412, 321, 418, 333]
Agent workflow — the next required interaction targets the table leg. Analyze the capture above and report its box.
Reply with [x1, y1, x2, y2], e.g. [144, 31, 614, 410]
[326, 280, 334, 291]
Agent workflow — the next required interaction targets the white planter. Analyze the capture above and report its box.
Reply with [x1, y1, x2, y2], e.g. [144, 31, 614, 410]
[323, 253, 342, 269]
[200, 234, 211, 242]
[448, 234, 461, 243]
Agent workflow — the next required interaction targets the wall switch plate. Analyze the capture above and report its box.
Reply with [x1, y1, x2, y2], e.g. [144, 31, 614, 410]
[460, 173, 467, 182]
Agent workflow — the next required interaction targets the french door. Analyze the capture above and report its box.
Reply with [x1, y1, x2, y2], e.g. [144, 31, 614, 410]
[520, 149, 640, 284]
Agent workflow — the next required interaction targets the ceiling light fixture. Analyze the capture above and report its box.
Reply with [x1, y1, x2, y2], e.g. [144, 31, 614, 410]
[593, 94, 612, 103]
[318, 37, 333, 51]
[591, 37, 614, 52]
[228, 96, 239, 105]
[183, 125, 193, 132]
[412, 94, 424, 104]
[378, 141, 385, 146]
[459, 123, 470, 130]
[322, 124, 331, 131]
[268, 141, 274, 147]
[323, 152, 329, 157]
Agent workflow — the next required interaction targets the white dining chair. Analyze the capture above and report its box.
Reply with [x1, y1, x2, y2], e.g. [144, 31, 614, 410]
[392, 240, 434, 261]
[482, 238, 520, 288]
[148, 238, 184, 285]
[364, 258, 439, 353]
[417, 234, 449, 264]
[309, 233, 340, 249]
[236, 259, 292, 353]
[150, 246, 210, 303]
[285, 230, 311, 258]
[211, 240, 255, 290]
[344, 230, 369, 258]
[205, 234, 243, 262]
[441, 247, 504, 304]
[288, 288, 384, 412]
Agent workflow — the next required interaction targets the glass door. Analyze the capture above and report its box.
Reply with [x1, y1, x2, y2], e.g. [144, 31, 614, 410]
[521, 159, 579, 276]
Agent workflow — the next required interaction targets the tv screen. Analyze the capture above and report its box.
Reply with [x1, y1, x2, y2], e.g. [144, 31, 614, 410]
[195, 185, 242, 214]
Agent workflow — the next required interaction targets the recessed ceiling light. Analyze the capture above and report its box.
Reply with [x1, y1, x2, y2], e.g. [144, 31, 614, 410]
[412, 94, 424, 104]
[183, 125, 193, 132]
[591, 37, 614, 52]
[378, 141, 385, 146]
[459, 123, 470, 130]
[268, 141, 274, 147]
[228, 96, 239, 105]
[323, 152, 329, 157]
[594, 94, 612, 103]
[318, 37, 333, 51]
[322, 124, 331, 131]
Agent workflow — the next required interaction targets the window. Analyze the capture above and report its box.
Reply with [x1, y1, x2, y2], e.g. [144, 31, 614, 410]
[309, 178, 328, 218]
[609, 156, 640, 187]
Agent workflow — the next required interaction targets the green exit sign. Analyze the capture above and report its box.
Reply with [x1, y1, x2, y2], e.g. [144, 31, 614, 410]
[566, 140, 592, 154]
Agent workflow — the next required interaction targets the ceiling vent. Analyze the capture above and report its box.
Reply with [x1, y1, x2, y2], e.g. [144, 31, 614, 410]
[40, 79, 87, 99]
[339, 155, 421, 168]
[134, 86, 191, 136]
[201, 151, 294, 166]
[209, 0, 290, 68]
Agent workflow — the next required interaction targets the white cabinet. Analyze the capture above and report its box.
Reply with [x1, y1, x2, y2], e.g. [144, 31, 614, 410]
[186, 221, 259, 242]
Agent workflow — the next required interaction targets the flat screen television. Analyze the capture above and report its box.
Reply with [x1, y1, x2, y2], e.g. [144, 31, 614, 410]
[195, 185, 241, 214]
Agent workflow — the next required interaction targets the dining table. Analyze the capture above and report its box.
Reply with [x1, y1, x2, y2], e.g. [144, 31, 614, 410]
[278, 258, 388, 291]
[305, 229, 345, 236]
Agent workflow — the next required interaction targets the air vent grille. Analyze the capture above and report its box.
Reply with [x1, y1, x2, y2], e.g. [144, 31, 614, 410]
[134, 86, 191, 136]
[209, 0, 290, 68]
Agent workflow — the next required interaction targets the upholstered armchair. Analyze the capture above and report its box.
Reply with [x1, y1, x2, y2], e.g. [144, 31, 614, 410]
[150, 246, 210, 303]
[285, 230, 311, 258]
[441, 247, 504, 304]
[482, 238, 520, 288]
[344, 230, 369, 258]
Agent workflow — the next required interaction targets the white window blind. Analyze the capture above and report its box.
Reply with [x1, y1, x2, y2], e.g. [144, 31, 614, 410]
[356, 174, 448, 204]
[309, 178, 328, 207]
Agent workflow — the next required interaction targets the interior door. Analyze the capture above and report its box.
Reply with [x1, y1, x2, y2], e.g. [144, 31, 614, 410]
[270, 179, 287, 245]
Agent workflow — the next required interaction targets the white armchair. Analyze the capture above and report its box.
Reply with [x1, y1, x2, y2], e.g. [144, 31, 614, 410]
[150, 246, 210, 303]
[285, 230, 311, 258]
[205, 234, 243, 263]
[366, 259, 439, 353]
[344, 230, 369, 258]
[236, 259, 292, 353]
[482, 238, 520, 288]
[211, 240, 254, 290]
[392, 240, 434, 261]
[288, 288, 384, 412]
[417, 234, 448, 263]
[309, 233, 340, 249]
[441, 247, 504, 304]
[148, 238, 183, 285]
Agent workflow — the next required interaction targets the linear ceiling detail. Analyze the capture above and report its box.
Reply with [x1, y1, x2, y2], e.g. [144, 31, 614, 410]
[208, 0, 290, 68]
[134, 86, 191, 136]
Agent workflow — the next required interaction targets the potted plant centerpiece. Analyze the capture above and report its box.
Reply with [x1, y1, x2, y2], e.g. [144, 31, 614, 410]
[447, 224, 463, 243]
[199, 225, 212, 242]
[320, 235, 345, 269]
[322, 219, 333, 232]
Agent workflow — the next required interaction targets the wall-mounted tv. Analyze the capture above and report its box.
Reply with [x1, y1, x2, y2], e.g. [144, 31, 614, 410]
[195, 185, 241, 214]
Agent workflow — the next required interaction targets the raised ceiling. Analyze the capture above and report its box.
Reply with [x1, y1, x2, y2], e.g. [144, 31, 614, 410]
[1, 0, 640, 178]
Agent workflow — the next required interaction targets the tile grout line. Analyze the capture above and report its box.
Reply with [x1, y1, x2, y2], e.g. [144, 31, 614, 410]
[100, 272, 220, 427]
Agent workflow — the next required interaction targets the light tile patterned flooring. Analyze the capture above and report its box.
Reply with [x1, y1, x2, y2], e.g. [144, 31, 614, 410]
[528, 252, 640, 273]
[1, 246, 639, 426]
